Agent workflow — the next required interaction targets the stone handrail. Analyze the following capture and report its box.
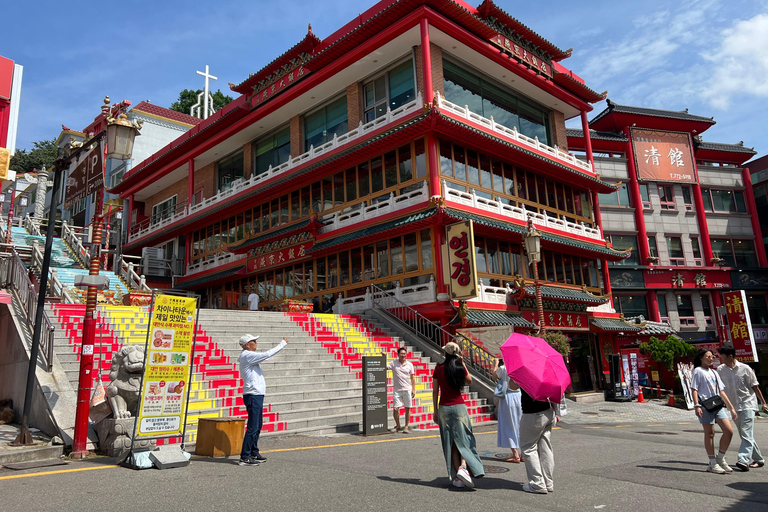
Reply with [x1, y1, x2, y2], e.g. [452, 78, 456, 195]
[127, 92, 424, 244]
[333, 276, 437, 314]
[435, 92, 593, 174]
[61, 220, 90, 265]
[30, 244, 77, 304]
[118, 254, 151, 292]
[185, 251, 246, 276]
[23, 214, 42, 236]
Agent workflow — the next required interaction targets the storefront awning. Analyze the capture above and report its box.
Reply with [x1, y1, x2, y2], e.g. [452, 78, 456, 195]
[461, 310, 536, 328]
[590, 317, 644, 332]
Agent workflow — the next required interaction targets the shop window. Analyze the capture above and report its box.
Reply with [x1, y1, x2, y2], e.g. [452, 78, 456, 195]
[599, 182, 631, 207]
[666, 236, 685, 266]
[217, 151, 244, 192]
[676, 295, 696, 326]
[304, 96, 348, 150]
[648, 235, 659, 259]
[747, 295, 768, 325]
[703, 189, 747, 213]
[151, 196, 177, 224]
[681, 186, 694, 212]
[639, 183, 651, 210]
[607, 235, 639, 266]
[712, 238, 758, 267]
[613, 295, 648, 319]
[659, 185, 675, 210]
[691, 238, 703, 266]
[363, 59, 415, 122]
[254, 126, 290, 177]
[657, 293, 668, 321]
[701, 294, 713, 327]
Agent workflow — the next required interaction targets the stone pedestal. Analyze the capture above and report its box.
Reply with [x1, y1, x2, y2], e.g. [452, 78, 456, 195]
[94, 417, 155, 458]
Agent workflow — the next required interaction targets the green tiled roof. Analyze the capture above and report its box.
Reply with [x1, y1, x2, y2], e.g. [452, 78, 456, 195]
[464, 310, 536, 328]
[591, 318, 643, 332]
[525, 285, 610, 304]
[443, 208, 630, 260]
[311, 209, 437, 252]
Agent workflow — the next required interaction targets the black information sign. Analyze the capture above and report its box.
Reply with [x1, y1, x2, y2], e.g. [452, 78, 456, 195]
[362, 354, 388, 435]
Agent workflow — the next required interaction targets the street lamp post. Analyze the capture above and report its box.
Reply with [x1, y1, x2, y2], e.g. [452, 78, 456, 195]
[524, 218, 545, 334]
[71, 113, 140, 458]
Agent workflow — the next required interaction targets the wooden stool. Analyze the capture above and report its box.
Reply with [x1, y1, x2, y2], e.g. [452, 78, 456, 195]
[196, 417, 245, 457]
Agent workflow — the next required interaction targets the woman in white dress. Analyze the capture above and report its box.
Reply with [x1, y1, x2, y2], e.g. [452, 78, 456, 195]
[492, 358, 523, 463]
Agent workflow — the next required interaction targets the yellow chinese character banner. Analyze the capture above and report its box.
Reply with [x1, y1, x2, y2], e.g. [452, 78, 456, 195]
[136, 294, 198, 437]
[723, 290, 758, 363]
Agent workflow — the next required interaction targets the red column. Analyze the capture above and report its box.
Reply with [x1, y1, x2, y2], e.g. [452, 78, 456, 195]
[647, 292, 660, 322]
[127, 194, 134, 236]
[691, 183, 714, 264]
[188, 157, 195, 208]
[581, 111, 594, 166]
[742, 166, 768, 266]
[420, 18, 433, 105]
[591, 192, 612, 299]
[622, 127, 650, 264]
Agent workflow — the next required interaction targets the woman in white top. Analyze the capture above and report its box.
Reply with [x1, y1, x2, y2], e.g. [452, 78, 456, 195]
[492, 358, 523, 463]
[690, 349, 737, 474]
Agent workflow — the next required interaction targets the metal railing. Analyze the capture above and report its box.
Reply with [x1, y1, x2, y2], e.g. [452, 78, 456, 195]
[370, 283, 495, 383]
[0, 249, 55, 371]
[23, 214, 42, 236]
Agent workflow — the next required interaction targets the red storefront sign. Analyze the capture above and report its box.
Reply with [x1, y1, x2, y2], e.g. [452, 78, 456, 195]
[643, 269, 731, 289]
[723, 290, 759, 362]
[247, 241, 313, 273]
[446, 221, 478, 300]
[631, 128, 697, 183]
[251, 64, 310, 107]
[64, 144, 103, 209]
[522, 310, 589, 331]
[489, 35, 552, 78]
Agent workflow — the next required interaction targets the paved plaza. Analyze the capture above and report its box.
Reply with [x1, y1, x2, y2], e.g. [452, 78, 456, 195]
[2, 401, 767, 512]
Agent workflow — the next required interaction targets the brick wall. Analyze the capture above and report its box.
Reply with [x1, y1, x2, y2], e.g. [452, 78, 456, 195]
[347, 83, 362, 128]
[243, 140, 253, 179]
[144, 178, 188, 218]
[549, 110, 568, 151]
[290, 115, 302, 158]
[414, 44, 445, 100]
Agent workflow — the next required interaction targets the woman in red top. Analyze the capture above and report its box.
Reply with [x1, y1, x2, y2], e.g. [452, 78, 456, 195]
[432, 342, 485, 488]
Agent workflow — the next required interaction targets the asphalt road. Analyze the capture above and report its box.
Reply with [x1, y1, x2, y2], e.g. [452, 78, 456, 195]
[2, 418, 767, 512]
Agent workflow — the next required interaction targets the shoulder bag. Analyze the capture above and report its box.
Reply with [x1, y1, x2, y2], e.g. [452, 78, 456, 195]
[700, 369, 725, 413]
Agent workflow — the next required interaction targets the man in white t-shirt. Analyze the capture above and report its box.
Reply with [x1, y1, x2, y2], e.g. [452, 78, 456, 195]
[718, 344, 768, 471]
[247, 289, 260, 311]
[387, 347, 416, 433]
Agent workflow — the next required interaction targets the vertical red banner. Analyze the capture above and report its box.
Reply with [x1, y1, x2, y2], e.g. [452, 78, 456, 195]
[723, 290, 759, 363]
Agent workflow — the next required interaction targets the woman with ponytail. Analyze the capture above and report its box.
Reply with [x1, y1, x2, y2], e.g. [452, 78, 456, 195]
[432, 342, 485, 489]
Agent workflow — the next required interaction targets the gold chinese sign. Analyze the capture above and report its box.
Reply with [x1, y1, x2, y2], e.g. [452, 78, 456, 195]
[630, 128, 697, 183]
[723, 290, 758, 363]
[446, 220, 478, 301]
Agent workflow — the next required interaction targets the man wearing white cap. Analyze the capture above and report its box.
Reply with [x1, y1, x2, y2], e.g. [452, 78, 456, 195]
[237, 334, 288, 466]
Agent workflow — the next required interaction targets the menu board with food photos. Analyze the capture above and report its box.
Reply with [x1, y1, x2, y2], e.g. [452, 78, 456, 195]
[136, 293, 198, 438]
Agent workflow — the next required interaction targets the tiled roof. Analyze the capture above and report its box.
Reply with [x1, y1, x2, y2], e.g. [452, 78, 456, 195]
[624, 315, 678, 335]
[695, 140, 756, 155]
[175, 264, 246, 289]
[524, 285, 610, 305]
[553, 71, 606, 103]
[442, 208, 630, 261]
[310, 209, 437, 253]
[566, 128, 628, 142]
[227, 219, 313, 253]
[462, 310, 536, 328]
[590, 100, 716, 127]
[131, 101, 203, 126]
[591, 318, 643, 332]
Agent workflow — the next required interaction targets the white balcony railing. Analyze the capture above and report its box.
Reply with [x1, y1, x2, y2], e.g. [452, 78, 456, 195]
[466, 283, 512, 305]
[333, 276, 437, 315]
[442, 181, 602, 241]
[185, 251, 247, 276]
[319, 181, 429, 234]
[128, 92, 423, 244]
[435, 92, 593, 174]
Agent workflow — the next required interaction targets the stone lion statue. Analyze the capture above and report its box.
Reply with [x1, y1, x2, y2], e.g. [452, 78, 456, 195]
[106, 345, 145, 419]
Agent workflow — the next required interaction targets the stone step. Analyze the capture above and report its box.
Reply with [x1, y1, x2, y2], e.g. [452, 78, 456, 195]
[270, 395, 361, 413]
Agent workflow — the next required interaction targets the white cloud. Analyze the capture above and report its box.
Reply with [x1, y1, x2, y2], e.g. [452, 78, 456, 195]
[701, 13, 768, 109]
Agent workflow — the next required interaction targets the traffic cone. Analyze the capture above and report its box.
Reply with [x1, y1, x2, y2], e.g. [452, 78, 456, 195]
[637, 387, 646, 403]
[667, 394, 676, 407]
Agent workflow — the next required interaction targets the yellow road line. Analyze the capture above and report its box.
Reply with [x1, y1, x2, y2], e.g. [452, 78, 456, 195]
[677, 422, 690, 425]
[615, 425, 632, 428]
[584, 426, 601, 429]
[647, 424, 664, 427]
[0, 464, 117, 481]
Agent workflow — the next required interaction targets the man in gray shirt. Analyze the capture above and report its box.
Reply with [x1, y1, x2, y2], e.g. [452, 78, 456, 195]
[717, 344, 768, 471]
[238, 334, 288, 466]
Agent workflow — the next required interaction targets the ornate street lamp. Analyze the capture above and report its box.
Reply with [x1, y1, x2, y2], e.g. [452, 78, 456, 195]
[524, 218, 545, 334]
[106, 113, 141, 160]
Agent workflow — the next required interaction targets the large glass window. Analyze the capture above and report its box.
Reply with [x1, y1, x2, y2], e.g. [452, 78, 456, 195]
[151, 196, 177, 223]
[702, 189, 747, 213]
[712, 238, 758, 267]
[599, 183, 631, 207]
[614, 295, 648, 319]
[666, 236, 684, 265]
[443, 59, 550, 144]
[676, 295, 695, 318]
[217, 151, 244, 191]
[607, 235, 639, 266]
[254, 127, 290, 176]
[304, 96, 348, 149]
[363, 60, 415, 122]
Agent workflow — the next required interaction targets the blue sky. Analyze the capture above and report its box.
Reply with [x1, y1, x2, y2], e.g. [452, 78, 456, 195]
[5, 0, 768, 161]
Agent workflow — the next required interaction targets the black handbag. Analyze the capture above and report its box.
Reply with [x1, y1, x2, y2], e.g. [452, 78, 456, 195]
[700, 370, 725, 413]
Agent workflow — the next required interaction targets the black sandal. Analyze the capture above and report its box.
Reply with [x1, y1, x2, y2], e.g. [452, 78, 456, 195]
[749, 461, 764, 468]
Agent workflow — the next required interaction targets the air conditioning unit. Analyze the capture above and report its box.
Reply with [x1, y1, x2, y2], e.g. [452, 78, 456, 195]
[142, 247, 166, 276]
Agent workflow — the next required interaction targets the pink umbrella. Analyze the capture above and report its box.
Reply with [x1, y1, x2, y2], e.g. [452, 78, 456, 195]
[500, 332, 571, 404]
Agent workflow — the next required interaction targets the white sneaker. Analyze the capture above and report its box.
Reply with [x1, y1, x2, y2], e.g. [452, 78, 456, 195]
[452, 478, 465, 488]
[717, 457, 733, 473]
[707, 461, 726, 474]
[456, 466, 474, 488]
[522, 484, 548, 494]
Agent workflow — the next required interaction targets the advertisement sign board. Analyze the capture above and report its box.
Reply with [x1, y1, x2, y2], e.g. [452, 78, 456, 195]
[723, 290, 759, 363]
[631, 128, 697, 183]
[445, 220, 478, 300]
[64, 144, 103, 209]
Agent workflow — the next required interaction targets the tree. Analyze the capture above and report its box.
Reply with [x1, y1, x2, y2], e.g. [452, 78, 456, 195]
[9, 139, 58, 175]
[170, 89, 233, 116]
[639, 334, 696, 389]
[541, 331, 572, 358]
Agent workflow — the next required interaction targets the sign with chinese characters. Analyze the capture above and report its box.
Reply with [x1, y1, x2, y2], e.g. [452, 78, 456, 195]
[643, 269, 730, 290]
[489, 35, 552, 78]
[136, 294, 198, 437]
[247, 239, 313, 273]
[522, 310, 589, 330]
[64, 144, 104, 209]
[445, 221, 478, 300]
[362, 355, 388, 436]
[630, 128, 697, 184]
[723, 290, 758, 363]
[250, 60, 311, 108]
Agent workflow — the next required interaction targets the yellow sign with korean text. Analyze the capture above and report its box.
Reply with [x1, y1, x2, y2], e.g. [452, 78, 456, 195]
[445, 220, 478, 301]
[136, 294, 198, 437]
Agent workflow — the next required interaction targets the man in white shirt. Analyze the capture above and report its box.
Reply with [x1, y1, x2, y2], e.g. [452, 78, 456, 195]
[718, 344, 768, 471]
[387, 347, 416, 433]
[247, 289, 260, 311]
[237, 334, 288, 466]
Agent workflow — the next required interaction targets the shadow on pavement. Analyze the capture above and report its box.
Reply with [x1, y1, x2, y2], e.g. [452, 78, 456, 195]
[635, 464, 703, 473]
[377, 475, 520, 491]
[724, 482, 768, 509]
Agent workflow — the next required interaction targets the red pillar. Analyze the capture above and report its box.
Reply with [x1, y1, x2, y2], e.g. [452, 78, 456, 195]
[691, 183, 714, 264]
[187, 157, 195, 208]
[420, 18, 433, 105]
[583, 113, 611, 302]
[647, 292, 661, 322]
[581, 111, 594, 167]
[126, 194, 134, 238]
[742, 167, 768, 267]
[622, 127, 650, 265]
